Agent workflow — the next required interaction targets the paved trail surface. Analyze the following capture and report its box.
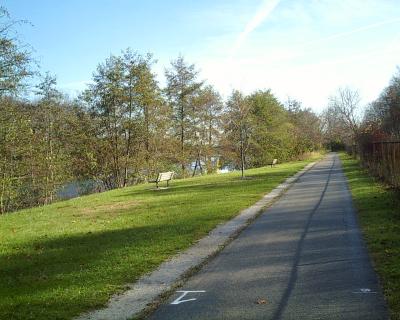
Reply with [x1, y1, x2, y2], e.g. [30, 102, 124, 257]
[148, 154, 388, 320]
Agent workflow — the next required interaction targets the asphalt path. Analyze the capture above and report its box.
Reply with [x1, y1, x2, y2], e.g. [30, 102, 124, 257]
[148, 153, 388, 320]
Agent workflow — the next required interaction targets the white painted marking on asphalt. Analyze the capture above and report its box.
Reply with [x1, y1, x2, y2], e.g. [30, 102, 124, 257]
[352, 288, 377, 294]
[170, 290, 206, 305]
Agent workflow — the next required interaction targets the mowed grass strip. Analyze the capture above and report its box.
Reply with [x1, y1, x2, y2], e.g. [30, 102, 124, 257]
[0, 157, 319, 320]
[340, 153, 400, 320]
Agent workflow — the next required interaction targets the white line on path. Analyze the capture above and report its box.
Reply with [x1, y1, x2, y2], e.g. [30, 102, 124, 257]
[171, 291, 206, 305]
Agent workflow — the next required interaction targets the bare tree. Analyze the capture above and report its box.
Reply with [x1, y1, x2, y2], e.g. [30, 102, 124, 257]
[328, 87, 361, 144]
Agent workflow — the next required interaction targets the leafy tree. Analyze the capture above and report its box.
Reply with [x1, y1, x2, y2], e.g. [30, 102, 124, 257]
[66, 101, 100, 182]
[165, 56, 203, 177]
[83, 54, 128, 188]
[191, 85, 222, 175]
[33, 73, 71, 204]
[0, 7, 35, 212]
[286, 98, 322, 156]
[83, 50, 162, 188]
[223, 90, 252, 178]
[0, 7, 33, 95]
[0, 98, 31, 212]
[247, 90, 292, 165]
[121, 49, 164, 180]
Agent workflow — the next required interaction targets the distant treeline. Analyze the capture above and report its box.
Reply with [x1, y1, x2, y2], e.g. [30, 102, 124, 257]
[0, 8, 322, 213]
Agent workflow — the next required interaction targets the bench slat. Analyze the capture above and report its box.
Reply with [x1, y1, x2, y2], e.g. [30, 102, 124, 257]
[157, 171, 174, 182]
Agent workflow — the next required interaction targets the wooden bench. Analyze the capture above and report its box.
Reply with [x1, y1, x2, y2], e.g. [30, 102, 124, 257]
[150, 171, 174, 188]
[269, 159, 277, 167]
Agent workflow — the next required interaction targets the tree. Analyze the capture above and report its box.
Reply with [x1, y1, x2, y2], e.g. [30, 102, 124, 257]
[0, 7, 33, 95]
[0, 98, 31, 212]
[223, 90, 252, 179]
[191, 85, 222, 175]
[33, 73, 71, 204]
[0, 74, 74, 212]
[83, 50, 162, 188]
[83, 54, 129, 188]
[122, 49, 163, 181]
[328, 87, 361, 145]
[0, 7, 37, 212]
[286, 98, 322, 156]
[364, 69, 400, 139]
[165, 56, 203, 177]
[66, 101, 100, 183]
[247, 90, 292, 165]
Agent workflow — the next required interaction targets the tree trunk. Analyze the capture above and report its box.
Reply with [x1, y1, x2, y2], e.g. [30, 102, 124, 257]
[112, 103, 121, 188]
[240, 146, 245, 179]
[49, 118, 54, 203]
[207, 118, 213, 172]
[192, 149, 203, 177]
[144, 104, 150, 180]
[240, 128, 245, 179]
[192, 160, 198, 177]
[0, 171, 6, 214]
[123, 80, 134, 187]
[180, 104, 185, 177]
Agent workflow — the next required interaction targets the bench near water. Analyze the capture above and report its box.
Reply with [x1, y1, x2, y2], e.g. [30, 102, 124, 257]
[150, 171, 174, 188]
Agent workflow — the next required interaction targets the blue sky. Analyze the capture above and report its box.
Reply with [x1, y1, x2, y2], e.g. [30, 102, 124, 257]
[4, 0, 400, 111]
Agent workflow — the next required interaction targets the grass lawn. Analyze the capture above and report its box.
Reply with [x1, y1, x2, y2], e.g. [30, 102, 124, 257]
[340, 153, 400, 320]
[0, 155, 321, 320]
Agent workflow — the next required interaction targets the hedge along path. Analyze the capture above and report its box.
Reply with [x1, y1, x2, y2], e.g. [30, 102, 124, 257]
[75, 162, 317, 320]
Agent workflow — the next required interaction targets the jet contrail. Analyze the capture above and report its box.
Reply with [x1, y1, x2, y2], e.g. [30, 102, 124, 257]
[302, 17, 400, 47]
[230, 0, 281, 57]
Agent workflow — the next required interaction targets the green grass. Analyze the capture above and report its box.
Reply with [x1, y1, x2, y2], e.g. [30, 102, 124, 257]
[340, 153, 400, 320]
[0, 155, 322, 320]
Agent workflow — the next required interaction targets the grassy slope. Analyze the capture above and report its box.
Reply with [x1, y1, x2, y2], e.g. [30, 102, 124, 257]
[0, 156, 320, 320]
[340, 153, 400, 320]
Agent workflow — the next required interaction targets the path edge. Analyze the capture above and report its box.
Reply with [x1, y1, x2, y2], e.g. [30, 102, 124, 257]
[75, 161, 318, 320]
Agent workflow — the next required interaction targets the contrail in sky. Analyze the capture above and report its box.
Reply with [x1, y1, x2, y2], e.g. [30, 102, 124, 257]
[302, 17, 400, 47]
[230, 0, 281, 57]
